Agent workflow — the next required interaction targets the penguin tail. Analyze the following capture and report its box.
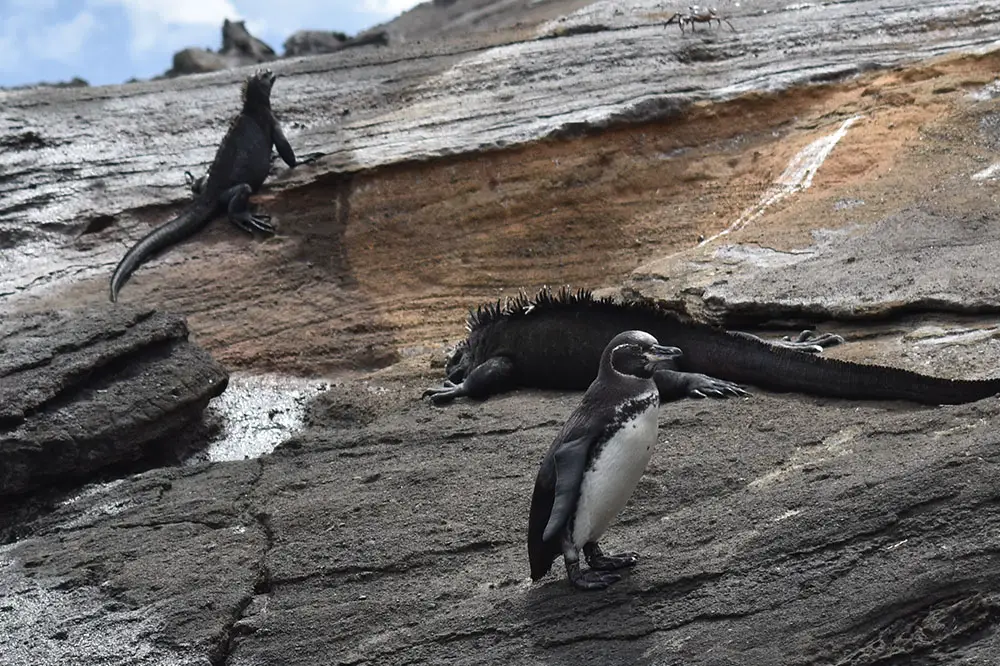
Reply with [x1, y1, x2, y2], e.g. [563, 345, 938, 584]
[528, 474, 559, 581]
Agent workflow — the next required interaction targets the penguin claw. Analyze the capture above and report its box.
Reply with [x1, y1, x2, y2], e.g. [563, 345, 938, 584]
[569, 569, 622, 590]
[587, 551, 639, 571]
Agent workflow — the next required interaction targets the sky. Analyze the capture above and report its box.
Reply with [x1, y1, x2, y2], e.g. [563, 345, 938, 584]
[0, 0, 423, 88]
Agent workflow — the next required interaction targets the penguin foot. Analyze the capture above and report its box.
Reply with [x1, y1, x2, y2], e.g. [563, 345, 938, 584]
[422, 381, 465, 404]
[587, 552, 639, 571]
[566, 561, 621, 590]
[584, 543, 639, 571]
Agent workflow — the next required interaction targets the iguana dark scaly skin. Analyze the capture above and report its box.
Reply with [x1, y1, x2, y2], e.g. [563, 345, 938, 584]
[423, 287, 1000, 406]
[109, 68, 307, 302]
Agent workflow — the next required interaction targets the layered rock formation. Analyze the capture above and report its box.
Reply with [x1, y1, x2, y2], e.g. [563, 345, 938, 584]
[0, 307, 228, 498]
[2, 0, 1000, 664]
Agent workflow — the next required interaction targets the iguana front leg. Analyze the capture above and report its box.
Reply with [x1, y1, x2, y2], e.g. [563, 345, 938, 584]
[185, 170, 207, 196]
[271, 117, 322, 168]
[653, 367, 749, 402]
[219, 183, 275, 235]
[423, 356, 515, 405]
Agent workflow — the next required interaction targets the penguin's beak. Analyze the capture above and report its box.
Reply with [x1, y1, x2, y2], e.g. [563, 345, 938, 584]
[643, 344, 682, 374]
[643, 345, 683, 369]
[643, 344, 683, 364]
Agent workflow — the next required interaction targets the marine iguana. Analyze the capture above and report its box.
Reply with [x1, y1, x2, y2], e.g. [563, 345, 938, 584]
[423, 286, 1000, 406]
[109, 68, 308, 302]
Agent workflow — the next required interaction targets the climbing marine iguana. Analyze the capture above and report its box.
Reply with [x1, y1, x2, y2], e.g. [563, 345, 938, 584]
[423, 286, 1000, 406]
[109, 68, 309, 302]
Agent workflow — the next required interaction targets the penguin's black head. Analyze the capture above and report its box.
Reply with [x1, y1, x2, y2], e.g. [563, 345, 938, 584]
[242, 68, 277, 108]
[604, 330, 682, 379]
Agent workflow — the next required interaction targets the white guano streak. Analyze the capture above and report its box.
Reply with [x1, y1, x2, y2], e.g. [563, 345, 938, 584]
[700, 114, 862, 246]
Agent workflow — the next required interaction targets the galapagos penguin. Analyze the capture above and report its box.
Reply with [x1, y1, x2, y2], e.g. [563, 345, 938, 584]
[528, 330, 682, 590]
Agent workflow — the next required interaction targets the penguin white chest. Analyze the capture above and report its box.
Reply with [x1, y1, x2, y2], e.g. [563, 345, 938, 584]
[572, 394, 659, 548]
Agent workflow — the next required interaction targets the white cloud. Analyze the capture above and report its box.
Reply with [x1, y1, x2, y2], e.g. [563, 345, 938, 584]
[362, 0, 423, 16]
[89, 0, 240, 26]
[0, 7, 100, 73]
[88, 0, 241, 54]
[38, 11, 99, 63]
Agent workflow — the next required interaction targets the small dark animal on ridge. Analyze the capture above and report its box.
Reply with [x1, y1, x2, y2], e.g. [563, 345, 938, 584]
[109, 68, 311, 302]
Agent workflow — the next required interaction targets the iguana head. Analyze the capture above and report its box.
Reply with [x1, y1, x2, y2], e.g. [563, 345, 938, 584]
[445, 341, 470, 382]
[242, 68, 278, 108]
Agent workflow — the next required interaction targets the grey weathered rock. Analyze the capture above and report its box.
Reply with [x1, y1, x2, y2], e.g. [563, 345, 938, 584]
[2, 0, 1000, 661]
[221, 19, 277, 61]
[2, 380, 998, 664]
[627, 208, 1000, 326]
[165, 18, 276, 77]
[166, 48, 235, 77]
[4, 0, 999, 304]
[283, 30, 349, 57]
[0, 306, 228, 497]
[0, 77, 88, 91]
[282, 29, 388, 58]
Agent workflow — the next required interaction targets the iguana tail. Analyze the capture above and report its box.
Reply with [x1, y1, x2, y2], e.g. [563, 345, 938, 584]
[675, 326, 1000, 405]
[109, 199, 215, 302]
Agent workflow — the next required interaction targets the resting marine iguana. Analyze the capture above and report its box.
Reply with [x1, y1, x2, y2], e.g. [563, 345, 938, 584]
[423, 286, 1000, 406]
[109, 68, 309, 302]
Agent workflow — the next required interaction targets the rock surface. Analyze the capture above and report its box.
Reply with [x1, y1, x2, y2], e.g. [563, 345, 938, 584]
[2, 382, 999, 665]
[627, 206, 1000, 326]
[4, 0, 999, 297]
[3, 0, 1000, 664]
[164, 19, 277, 77]
[0, 306, 228, 497]
[283, 29, 350, 57]
[282, 30, 388, 57]
[4, 1, 1000, 378]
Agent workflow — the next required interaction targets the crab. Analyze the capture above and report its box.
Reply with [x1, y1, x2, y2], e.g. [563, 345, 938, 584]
[665, 6, 736, 33]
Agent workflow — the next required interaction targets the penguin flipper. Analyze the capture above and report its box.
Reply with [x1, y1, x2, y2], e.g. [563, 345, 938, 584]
[528, 458, 558, 580]
[528, 432, 594, 581]
[542, 435, 593, 542]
